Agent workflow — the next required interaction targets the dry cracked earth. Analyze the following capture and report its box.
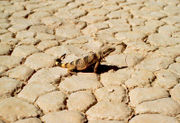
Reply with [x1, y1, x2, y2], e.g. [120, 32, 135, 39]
[0, 0, 180, 123]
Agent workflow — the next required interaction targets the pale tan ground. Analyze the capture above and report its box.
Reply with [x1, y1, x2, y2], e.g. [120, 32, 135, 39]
[0, 0, 180, 123]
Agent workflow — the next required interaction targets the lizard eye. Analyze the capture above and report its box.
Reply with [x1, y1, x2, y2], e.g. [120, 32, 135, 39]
[56, 59, 60, 62]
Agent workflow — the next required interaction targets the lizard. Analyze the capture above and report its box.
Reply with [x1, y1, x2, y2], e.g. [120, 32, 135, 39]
[55, 47, 115, 74]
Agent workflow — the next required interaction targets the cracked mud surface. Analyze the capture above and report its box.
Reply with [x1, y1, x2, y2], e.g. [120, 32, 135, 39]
[0, 0, 180, 123]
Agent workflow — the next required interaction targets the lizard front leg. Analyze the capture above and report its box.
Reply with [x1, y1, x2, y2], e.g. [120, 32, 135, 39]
[68, 70, 77, 75]
[67, 66, 77, 76]
[94, 61, 100, 73]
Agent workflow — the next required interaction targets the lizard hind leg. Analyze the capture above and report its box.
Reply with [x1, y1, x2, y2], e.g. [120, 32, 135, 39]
[94, 61, 100, 73]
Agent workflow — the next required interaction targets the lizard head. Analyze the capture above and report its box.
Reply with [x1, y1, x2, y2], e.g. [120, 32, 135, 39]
[55, 53, 66, 66]
[100, 47, 115, 58]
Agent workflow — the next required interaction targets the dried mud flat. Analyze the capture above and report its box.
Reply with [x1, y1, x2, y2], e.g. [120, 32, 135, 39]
[0, 0, 180, 123]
